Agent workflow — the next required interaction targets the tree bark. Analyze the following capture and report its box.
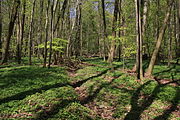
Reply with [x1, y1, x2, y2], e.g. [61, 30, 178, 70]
[74, 0, 82, 58]
[48, 0, 56, 68]
[43, 0, 50, 67]
[54, 0, 68, 33]
[135, 0, 143, 80]
[168, 13, 172, 67]
[177, 0, 180, 59]
[146, 1, 173, 76]
[118, 0, 122, 61]
[101, 0, 107, 61]
[28, 0, 36, 65]
[1, 0, 20, 64]
[0, 0, 2, 57]
[107, 0, 119, 63]
[16, 13, 21, 64]
[142, 0, 148, 55]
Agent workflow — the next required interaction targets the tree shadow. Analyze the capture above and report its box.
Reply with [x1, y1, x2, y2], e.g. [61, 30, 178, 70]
[124, 81, 158, 120]
[71, 69, 110, 88]
[33, 99, 77, 120]
[0, 82, 70, 105]
[0, 67, 69, 104]
[71, 64, 123, 88]
[153, 65, 176, 76]
[124, 80, 179, 120]
[80, 74, 123, 105]
[154, 88, 180, 120]
[142, 61, 149, 76]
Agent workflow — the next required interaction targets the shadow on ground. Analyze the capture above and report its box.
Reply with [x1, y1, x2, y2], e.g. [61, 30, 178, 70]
[124, 80, 179, 120]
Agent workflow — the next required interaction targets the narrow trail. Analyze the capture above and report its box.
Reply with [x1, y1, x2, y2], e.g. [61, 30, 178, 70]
[33, 63, 123, 120]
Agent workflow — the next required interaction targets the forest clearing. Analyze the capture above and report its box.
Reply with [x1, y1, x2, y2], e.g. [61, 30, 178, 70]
[0, 0, 180, 120]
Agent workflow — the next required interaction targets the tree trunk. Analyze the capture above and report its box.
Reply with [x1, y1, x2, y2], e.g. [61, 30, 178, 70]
[146, 2, 173, 76]
[74, 0, 82, 58]
[142, 0, 148, 55]
[168, 14, 172, 67]
[43, 0, 50, 67]
[28, 0, 36, 65]
[48, 0, 56, 68]
[177, 0, 180, 59]
[37, 0, 44, 58]
[118, 0, 122, 61]
[0, 0, 2, 57]
[135, 0, 143, 80]
[16, 13, 21, 64]
[107, 0, 119, 63]
[54, 0, 68, 33]
[1, 0, 20, 64]
[19, 0, 26, 63]
[101, 0, 107, 61]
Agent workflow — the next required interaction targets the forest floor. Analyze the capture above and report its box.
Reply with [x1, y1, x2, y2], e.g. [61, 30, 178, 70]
[0, 57, 179, 120]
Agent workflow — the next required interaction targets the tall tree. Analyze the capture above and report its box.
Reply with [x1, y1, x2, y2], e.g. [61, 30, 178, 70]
[135, 0, 143, 79]
[74, 0, 82, 58]
[1, 0, 20, 64]
[18, 0, 26, 64]
[43, 0, 50, 67]
[168, 14, 172, 67]
[48, 0, 56, 68]
[66, 1, 78, 57]
[0, 0, 2, 57]
[117, 0, 122, 61]
[146, 1, 174, 76]
[141, 0, 148, 55]
[54, 0, 68, 33]
[177, 0, 180, 59]
[107, 0, 119, 63]
[101, 0, 107, 61]
[16, 13, 21, 64]
[28, 0, 36, 65]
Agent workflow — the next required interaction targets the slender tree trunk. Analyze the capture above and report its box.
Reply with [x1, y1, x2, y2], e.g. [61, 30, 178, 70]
[37, 0, 44, 58]
[54, 0, 68, 33]
[101, 0, 107, 61]
[28, 0, 36, 65]
[107, 0, 119, 63]
[74, 0, 82, 58]
[0, 0, 2, 57]
[118, 0, 122, 61]
[142, 0, 148, 37]
[18, 0, 26, 63]
[146, 2, 173, 76]
[66, 0, 77, 57]
[168, 17, 172, 67]
[142, 0, 148, 55]
[135, 0, 143, 80]
[1, 0, 20, 64]
[48, 0, 56, 68]
[177, 0, 180, 59]
[43, 0, 50, 67]
[16, 13, 21, 64]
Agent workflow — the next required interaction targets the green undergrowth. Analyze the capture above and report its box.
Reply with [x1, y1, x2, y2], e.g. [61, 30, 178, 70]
[153, 64, 180, 80]
[70, 66, 107, 83]
[48, 102, 101, 120]
[0, 57, 179, 120]
[0, 86, 77, 119]
[83, 68, 179, 120]
[0, 66, 69, 100]
[82, 58, 109, 67]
